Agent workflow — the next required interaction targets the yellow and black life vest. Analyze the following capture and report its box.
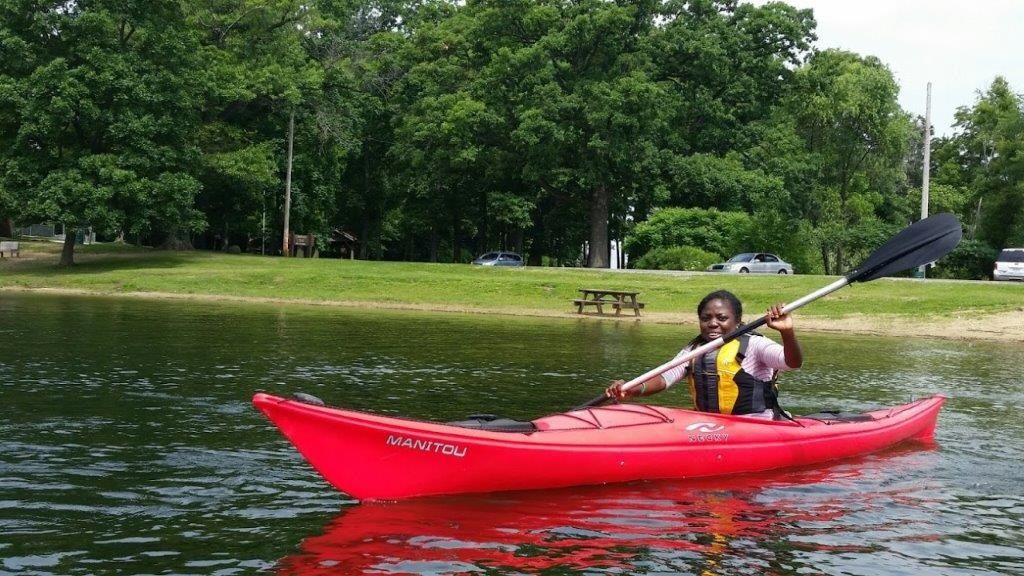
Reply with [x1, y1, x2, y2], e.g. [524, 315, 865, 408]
[687, 335, 778, 415]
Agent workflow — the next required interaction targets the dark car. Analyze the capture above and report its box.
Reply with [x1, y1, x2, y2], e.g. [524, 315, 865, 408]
[471, 251, 524, 267]
[707, 252, 794, 274]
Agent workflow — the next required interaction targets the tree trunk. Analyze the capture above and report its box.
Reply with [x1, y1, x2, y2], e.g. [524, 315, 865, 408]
[361, 152, 372, 259]
[359, 217, 371, 259]
[281, 110, 295, 257]
[451, 218, 462, 263]
[59, 228, 76, 266]
[0, 216, 13, 237]
[476, 190, 488, 255]
[587, 184, 610, 268]
[160, 232, 194, 250]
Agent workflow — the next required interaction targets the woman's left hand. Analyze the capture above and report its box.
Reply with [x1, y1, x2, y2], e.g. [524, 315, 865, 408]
[766, 303, 794, 332]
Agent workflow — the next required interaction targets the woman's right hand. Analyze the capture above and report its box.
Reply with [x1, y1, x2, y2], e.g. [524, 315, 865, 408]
[605, 379, 630, 400]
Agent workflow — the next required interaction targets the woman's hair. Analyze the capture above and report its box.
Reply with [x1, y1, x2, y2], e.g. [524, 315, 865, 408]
[697, 290, 742, 320]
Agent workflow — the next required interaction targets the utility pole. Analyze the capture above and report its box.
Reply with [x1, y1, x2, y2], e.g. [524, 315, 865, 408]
[281, 110, 295, 257]
[918, 82, 932, 278]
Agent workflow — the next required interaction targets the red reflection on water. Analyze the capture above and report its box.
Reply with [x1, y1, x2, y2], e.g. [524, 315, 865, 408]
[276, 445, 938, 575]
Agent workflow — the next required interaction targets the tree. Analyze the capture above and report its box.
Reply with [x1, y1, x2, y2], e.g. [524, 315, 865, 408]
[640, 0, 816, 267]
[187, 0, 325, 253]
[319, 2, 413, 259]
[624, 206, 751, 262]
[937, 77, 1024, 249]
[786, 49, 913, 273]
[382, 0, 668, 267]
[0, 0, 206, 265]
[512, 0, 666, 267]
[651, 0, 815, 156]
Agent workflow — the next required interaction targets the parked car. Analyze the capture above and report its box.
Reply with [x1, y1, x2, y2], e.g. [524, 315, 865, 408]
[993, 248, 1024, 281]
[471, 251, 524, 267]
[707, 252, 794, 274]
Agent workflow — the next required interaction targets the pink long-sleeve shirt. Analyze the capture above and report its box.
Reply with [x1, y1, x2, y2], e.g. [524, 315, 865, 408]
[661, 334, 793, 389]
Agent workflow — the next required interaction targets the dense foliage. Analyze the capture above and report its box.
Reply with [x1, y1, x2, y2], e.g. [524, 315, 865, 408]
[1, 0, 1020, 275]
[625, 207, 751, 261]
[633, 245, 721, 272]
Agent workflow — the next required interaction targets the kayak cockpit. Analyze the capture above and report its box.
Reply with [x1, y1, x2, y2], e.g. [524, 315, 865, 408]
[446, 414, 538, 433]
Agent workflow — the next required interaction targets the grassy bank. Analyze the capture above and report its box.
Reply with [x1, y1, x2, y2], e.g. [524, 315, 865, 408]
[2, 240, 1022, 338]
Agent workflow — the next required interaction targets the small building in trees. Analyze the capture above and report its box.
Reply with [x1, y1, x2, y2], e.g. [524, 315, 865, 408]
[15, 223, 95, 244]
[329, 229, 358, 259]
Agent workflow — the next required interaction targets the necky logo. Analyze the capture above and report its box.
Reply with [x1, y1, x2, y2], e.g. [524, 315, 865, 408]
[686, 422, 729, 442]
[685, 422, 725, 433]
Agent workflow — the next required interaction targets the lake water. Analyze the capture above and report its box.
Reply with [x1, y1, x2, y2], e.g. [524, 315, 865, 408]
[1, 292, 1022, 575]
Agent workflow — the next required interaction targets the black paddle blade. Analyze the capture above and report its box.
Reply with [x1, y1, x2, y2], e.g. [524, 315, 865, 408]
[845, 213, 962, 283]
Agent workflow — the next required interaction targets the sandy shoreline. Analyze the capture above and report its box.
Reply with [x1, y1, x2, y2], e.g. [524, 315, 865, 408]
[5, 285, 1023, 342]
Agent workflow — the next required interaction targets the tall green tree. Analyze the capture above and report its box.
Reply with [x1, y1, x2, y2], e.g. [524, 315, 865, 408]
[786, 49, 913, 273]
[187, 0, 325, 253]
[382, 0, 668, 266]
[638, 0, 817, 269]
[652, 0, 815, 156]
[0, 0, 205, 264]
[321, 1, 414, 259]
[936, 77, 1024, 249]
[508, 0, 666, 268]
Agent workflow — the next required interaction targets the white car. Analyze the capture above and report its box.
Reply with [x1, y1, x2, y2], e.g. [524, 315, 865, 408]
[993, 248, 1024, 281]
[707, 252, 794, 274]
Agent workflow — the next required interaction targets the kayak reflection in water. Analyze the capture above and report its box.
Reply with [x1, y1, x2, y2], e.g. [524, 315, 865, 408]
[272, 472, 849, 576]
[605, 290, 803, 419]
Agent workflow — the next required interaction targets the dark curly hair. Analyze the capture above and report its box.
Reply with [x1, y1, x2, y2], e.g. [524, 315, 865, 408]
[697, 290, 742, 321]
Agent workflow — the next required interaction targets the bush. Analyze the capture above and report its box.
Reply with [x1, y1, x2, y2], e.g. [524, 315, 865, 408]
[226, 244, 241, 254]
[625, 207, 751, 264]
[634, 245, 721, 271]
[929, 238, 998, 280]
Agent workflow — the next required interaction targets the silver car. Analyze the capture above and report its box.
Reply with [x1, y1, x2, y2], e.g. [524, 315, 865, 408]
[707, 252, 794, 274]
[993, 248, 1024, 281]
[471, 251, 524, 267]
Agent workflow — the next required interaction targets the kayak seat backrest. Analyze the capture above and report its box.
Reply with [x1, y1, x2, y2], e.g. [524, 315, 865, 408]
[801, 410, 875, 423]
[447, 414, 538, 433]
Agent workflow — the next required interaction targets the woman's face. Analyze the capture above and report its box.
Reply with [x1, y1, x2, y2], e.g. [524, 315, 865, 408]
[698, 298, 739, 341]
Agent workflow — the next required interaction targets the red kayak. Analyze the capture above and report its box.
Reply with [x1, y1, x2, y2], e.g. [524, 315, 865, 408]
[253, 392, 944, 501]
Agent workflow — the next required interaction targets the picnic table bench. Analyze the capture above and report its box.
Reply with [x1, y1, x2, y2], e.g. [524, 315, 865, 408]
[573, 288, 645, 318]
[0, 241, 19, 258]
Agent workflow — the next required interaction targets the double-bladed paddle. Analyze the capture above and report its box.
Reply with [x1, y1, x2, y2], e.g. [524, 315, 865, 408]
[573, 212, 963, 411]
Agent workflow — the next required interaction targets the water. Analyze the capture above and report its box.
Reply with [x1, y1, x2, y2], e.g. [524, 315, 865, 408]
[1, 292, 1022, 575]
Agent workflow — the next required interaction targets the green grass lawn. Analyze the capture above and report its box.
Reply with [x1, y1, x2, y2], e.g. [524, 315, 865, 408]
[1, 239, 1020, 320]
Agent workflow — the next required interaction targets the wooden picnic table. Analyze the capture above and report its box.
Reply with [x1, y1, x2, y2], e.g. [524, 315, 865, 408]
[573, 288, 645, 317]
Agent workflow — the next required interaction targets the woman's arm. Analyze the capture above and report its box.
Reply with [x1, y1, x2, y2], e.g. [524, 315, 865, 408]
[605, 374, 667, 400]
[605, 346, 692, 400]
[766, 303, 803, 368]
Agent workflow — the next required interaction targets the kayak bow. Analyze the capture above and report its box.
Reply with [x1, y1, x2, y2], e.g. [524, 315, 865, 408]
[253, 392, 944, 502]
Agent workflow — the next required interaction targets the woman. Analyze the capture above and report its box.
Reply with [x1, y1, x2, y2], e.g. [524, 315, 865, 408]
[605, 290, 802, 419]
